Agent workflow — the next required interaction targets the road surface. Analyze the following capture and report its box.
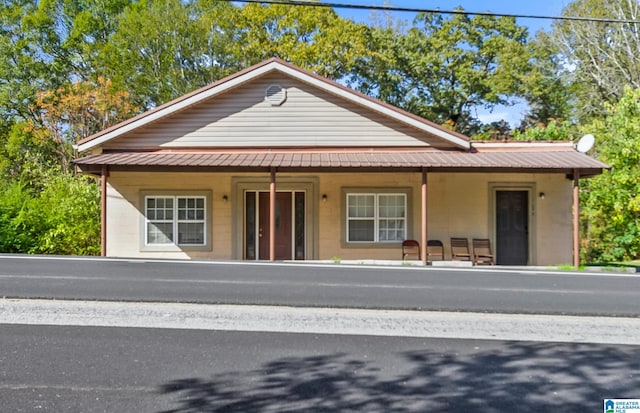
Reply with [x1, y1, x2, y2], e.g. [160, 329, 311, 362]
[2, 255, 639, 412]
[2, 324, 639, 413]
[1, 254, 639, 316]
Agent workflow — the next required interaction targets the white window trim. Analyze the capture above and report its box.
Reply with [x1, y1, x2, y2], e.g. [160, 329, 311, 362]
[145, 195, 175, 246]
[346, 193, 407, 243]
[140, 190, 212, 252]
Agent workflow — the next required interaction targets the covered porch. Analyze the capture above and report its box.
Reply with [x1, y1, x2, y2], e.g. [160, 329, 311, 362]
[75, 143, 607, 266]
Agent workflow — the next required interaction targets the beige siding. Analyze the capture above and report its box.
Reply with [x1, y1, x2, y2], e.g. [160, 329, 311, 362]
[106, 172, 232, 260]
[534, 174, 574, 265]
[317, 172, 572, 264]
[106, 171, 572, 265]
[104, 73, 449, 150]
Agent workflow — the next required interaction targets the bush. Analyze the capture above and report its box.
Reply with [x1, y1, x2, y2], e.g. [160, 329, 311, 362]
[0, 168, 100, 255]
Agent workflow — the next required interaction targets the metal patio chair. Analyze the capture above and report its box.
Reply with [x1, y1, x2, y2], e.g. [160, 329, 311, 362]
[402, 240, 420, 260]
[427, 240, 444, 262]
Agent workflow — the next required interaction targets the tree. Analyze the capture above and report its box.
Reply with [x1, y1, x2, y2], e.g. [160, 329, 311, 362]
[230, 2, 370, 80]
[517, 31, 572, 128]
[551, 0, 640, 120]
[582, 87, 640, 262]
[351, 10, 545, 134]
[511, 119, 575, 141]
[17, 77, 138, 172]
[99, 0, 225, 108]
[0, 0, 65, 121]
[0, 75, 134, 255]
[99, 1, 371, 109]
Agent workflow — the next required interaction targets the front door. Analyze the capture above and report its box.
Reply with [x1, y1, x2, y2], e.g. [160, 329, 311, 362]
[496, 190, 529, 265]
[244, 191, 305, 260]
[259, 192, 292, 260]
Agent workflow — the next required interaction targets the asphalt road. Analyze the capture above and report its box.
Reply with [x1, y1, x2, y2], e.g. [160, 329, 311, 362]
[2, 255, 639, 412]
[2, 324, 639, 413]
[1, 254, 639, 316]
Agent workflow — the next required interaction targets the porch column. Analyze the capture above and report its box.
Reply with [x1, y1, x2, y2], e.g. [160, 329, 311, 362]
[572, 169, 580, 267]
[100, 166, 108, 257]
[269, 168, 276, 262]
[421, 169, 428, 265]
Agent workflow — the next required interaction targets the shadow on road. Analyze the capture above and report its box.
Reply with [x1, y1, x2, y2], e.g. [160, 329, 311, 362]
[157, 341, 640, 412]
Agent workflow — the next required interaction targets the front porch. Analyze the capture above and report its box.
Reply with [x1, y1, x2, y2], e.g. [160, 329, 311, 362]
[87, 167, 588, 266]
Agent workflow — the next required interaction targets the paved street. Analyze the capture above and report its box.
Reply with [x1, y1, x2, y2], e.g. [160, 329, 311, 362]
[1, 254, 639, 316]
[2, 324, 639, 413]
[1, 255, 639, 412]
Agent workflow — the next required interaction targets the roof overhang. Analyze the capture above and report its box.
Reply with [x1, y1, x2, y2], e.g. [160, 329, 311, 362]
[75, 58, 470, 153]
[74, 148, 609, 178]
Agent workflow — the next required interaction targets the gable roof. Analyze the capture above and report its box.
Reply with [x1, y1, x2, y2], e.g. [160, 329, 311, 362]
[75, 58, 470, 152]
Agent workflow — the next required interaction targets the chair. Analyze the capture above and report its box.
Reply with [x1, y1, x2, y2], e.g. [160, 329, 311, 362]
[427, 240, 444, 262]
[472, 238, 495, 265]
[402, 240, 420, 260]
[450, 238, 471, 261]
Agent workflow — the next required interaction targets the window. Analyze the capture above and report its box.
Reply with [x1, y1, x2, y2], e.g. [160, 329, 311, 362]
[346, 193, 406, 243]
[145, 195, 206, 246]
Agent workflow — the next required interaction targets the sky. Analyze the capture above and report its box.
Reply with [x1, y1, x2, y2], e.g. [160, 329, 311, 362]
[332, 0, 571, 126]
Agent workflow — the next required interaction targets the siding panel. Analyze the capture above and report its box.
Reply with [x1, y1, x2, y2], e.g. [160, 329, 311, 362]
[104, 74, 446, 149]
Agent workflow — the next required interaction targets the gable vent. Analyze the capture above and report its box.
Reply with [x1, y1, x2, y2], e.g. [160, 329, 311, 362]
[265, 84, 287, 106]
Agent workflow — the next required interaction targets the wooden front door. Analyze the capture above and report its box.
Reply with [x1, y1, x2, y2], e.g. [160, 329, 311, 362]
[496, 190, 529, 265]
[258, 192, 292, 260]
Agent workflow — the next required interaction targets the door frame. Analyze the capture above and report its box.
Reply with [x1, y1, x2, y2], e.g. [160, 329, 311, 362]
[488, 182, 536, 265]
[249, 190, 299, 260]
[231, 176, 319, 260]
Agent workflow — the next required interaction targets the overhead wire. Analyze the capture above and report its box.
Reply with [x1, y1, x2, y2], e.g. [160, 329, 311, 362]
[217, 0, 640, 24]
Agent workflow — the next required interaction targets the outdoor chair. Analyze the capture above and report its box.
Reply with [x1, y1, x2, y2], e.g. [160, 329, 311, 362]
[402, 240, 420, 260]
[472, 238, 495, 265]
[427, 240, 444, 262]
[450, 238, 471, 261]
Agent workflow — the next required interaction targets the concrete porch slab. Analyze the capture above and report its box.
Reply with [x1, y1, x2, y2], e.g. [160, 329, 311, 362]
[431, 260, 473, 267]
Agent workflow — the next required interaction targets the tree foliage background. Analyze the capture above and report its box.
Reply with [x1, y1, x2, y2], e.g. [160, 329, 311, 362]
[0, 0, 638, 262]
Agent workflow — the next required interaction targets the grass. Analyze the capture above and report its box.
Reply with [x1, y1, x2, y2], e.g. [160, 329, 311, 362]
[551, 261, 639, 273]
[554, 264, 585, 271]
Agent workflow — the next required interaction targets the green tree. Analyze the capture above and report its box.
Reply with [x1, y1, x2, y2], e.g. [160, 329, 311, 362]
[511, 119, 575, 141]
[550, 0, 640, 121]
[101, 0, 371, 108]
[230, 2, 369, 79]
[582, 87, 640, 262]
[0, 0, 64, 121]
[100, 0, 225, 108]
[518, 31, 572, 128]
[352, 10, 545, 134]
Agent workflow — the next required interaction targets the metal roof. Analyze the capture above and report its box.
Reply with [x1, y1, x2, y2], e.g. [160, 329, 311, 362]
[74, 148, 608, 177]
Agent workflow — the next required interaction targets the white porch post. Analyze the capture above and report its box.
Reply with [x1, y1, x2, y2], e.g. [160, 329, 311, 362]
[572, 169, 580, 267]
[421, 169, 428, 265]
[269, 168, 276, 262]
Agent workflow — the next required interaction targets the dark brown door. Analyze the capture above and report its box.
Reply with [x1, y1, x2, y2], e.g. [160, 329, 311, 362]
[496, 191, 529, 265]
[259, 192, 292, 260]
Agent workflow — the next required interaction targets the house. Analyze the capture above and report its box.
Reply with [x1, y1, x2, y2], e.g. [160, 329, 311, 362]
[73, 58, 608, 265]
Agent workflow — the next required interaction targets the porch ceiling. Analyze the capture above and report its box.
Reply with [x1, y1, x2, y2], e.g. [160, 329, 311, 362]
[73, 148, 609, 177]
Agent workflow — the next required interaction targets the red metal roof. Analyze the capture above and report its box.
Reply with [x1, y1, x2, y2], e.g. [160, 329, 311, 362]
[74, 148, 608, 177]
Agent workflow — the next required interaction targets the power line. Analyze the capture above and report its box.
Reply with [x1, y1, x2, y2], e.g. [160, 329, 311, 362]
[218, 0, 640, 24]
